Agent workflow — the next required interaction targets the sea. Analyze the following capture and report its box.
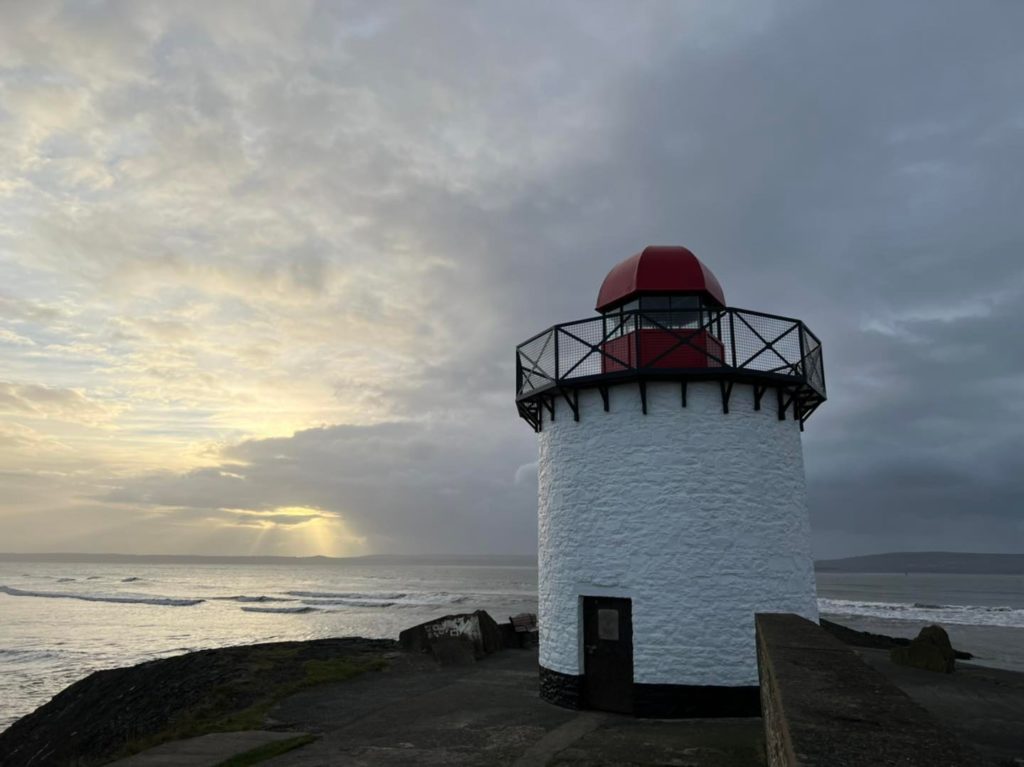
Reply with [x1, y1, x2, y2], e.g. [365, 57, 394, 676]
[1, 561, 1022, 732]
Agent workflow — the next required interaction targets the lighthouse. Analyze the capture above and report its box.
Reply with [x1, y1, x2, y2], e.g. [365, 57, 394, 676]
[515, 246, 826, 718]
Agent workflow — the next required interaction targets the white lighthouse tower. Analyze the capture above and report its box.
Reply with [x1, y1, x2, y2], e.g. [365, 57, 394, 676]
[515, 246, 826, 717]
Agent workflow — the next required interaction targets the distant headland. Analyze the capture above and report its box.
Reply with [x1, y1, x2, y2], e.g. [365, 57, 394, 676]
[814, 551, 1024, 575]
[1, 550, 1022, 574]
[0, 552, 538, 567]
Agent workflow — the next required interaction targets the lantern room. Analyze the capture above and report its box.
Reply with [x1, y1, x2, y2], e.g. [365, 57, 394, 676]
[596, 247, 726, 373]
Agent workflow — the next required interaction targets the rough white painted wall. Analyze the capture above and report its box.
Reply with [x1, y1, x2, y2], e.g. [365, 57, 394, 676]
[537, 381, 818, 687]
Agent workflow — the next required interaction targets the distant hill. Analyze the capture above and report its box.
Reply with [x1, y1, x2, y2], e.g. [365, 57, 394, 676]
[4, 551, 1019, 574]
[814, 551, 1024, 575]
[0, 552, 537, 567]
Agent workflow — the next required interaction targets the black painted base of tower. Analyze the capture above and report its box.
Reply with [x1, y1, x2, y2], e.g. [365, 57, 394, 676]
[539, 666, 584, 710]
[539, 665, 760, 718]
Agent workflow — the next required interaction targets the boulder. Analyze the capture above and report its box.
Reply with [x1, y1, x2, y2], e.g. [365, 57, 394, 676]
[890, 625, 956, 673]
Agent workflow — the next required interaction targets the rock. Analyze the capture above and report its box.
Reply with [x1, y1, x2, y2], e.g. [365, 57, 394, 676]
[820, 618, 972, 659]
[398, 610, 503, 660]
[890, 625, 956, 673]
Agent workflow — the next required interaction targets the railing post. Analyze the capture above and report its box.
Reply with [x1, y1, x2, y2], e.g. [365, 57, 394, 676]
[797, 322, 807, 379]
[729, 310, 737, 368]
[817, 344, 826, 397]
[553, 328, 560, 382]
[635, 311, 642, 369]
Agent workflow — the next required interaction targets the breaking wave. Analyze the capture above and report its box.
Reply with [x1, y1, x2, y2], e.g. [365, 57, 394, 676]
[241, 605, 319, 614]
[0, 584, 475, 612]
[300, 597, 398, 608]
[286, 590, 470, 609]
[818, 597, 1024, 629]
[284, 590, 409, 600]
[213, 595, 297, 603]
[0, 585, 204, 607]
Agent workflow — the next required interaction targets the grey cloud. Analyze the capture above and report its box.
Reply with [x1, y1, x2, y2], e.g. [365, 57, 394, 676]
[340, 1, 1024, 556]
[2, 1, 1023, 556]
[105, 420, 537, 554]
[224, 509, 336, 527]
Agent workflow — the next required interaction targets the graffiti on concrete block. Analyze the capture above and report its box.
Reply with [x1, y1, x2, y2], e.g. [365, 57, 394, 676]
[424, 615, 482, 643]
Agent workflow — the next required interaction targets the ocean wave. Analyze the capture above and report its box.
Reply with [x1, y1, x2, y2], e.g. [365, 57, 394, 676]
[241, 605, 319, 614]
[287, 590, 470, 609]
[398, 593, 469, 607]
[284, 590, 408, 600]
[0, 585, 204, 607]
[0, 648, 62, 659]
[818, 597, 1024, 628]
[213, 595, 297, 603]
[299, 597, 398, 608]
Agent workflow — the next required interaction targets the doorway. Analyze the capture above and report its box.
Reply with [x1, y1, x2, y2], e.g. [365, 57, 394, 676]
[582, 596, 633, 713]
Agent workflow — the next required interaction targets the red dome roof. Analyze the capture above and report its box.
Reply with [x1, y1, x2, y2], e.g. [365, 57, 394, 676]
[595, 246, 725, 311]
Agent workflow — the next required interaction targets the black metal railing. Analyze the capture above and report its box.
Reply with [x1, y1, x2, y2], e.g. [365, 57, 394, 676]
[516, 307, 825, 428]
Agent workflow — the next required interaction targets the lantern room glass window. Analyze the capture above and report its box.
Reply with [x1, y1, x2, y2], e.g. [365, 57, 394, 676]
[639, 296, 700, 329]
[602, 294, 714, 339]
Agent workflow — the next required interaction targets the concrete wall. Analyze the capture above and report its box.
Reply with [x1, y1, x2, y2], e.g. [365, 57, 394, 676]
[537, 381, 817, 687]
[755, 613, 975, 765]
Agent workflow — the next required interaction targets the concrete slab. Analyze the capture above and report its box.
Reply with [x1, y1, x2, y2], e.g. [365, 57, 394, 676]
[261, 648, 764, 766]
[109, 730, 310, 767]
[549, 718, 764, 766]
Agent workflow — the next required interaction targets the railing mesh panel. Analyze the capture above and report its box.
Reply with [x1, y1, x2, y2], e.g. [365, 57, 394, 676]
[516, 307, 826, 414]
[731, 312, 802, 375]
[518, 330, 556, 394]
[557, 319, 606, 380]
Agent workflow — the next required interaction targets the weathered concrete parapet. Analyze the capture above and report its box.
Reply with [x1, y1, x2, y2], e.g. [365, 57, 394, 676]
[398, 610, 503, 661]
[755, 613, 974, 766]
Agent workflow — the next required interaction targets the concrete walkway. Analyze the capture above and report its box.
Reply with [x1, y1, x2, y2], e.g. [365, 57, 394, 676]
[261, 648, 764, 766]
[109, 731, 309, 766]
[109, 644, 1024, 766]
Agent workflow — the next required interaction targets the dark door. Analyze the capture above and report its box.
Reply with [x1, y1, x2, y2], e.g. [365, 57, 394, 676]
[582, 596, 633, 714]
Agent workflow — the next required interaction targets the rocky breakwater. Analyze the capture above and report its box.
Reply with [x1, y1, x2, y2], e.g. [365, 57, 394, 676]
[0, 637, 395, 767]
[0, 610, 536, 767]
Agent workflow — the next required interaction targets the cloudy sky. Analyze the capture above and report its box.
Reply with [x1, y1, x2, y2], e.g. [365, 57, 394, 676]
[0, 1, 1021, 558]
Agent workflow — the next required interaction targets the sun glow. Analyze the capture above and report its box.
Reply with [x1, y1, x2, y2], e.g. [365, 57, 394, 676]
[222, 506, 368, 557]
